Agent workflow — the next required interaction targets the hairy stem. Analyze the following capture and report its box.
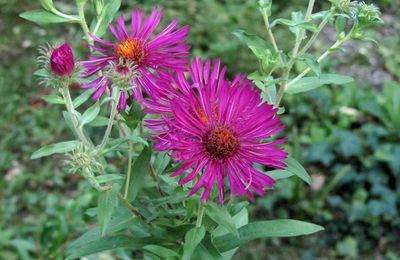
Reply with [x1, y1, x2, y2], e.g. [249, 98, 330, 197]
[97, 88, 120, 153]
[123, 144, 133, 199]
[61, 86, 93, 148]
[261, 9, 284, 65]
[77, 2, 93, 45]
[117, 192, 145, 220]
[275, 2, 333, 108]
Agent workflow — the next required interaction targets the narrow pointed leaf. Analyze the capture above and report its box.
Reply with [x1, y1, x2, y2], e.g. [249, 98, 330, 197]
[286, 74, 354, 94]
[183, 226, 206, 260]
[285, 157, 312, 185]
[213, 220, 324, 252]
[98, 186, 118, 235]
[81, 102, 100, 126]
[31, 140, 79, 159]
[206, 203, 238, 237]
[127, 146, 152, 200]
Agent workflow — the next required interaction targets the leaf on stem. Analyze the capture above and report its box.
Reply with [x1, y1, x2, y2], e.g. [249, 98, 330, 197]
[182, 226, 206, 260]
[286, 74, 354, 94]
[20, 10, 78, 25]
[213, 220, 324, 252]
[31, 140, 79, 159]
[98, 185, 118, 236]
[126, 146, 152, 201]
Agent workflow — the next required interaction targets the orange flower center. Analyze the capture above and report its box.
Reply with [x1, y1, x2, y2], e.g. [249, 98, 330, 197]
[116, 38, 145, 64]
[204, 127, 238, 160]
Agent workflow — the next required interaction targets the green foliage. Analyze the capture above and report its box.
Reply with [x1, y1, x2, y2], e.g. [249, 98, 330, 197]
[286, 74, 354, 94]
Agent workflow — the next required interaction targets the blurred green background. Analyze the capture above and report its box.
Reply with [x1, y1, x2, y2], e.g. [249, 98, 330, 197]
[1, 0, 399, 259]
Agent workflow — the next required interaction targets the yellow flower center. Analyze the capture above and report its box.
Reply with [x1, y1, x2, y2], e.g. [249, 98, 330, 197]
[116, 38, 145, 64]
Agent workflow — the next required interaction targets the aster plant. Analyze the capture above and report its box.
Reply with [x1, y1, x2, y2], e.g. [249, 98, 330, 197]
[21, 0, 382, 259]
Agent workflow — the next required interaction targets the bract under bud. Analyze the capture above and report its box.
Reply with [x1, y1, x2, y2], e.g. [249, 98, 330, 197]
[50, 43, 75, 77]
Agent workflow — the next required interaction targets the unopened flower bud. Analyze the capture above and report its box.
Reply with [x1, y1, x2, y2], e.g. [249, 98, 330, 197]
[106, 58, 138, 91]
[50, 43, 75, 77]
[357, 3, 383, 26]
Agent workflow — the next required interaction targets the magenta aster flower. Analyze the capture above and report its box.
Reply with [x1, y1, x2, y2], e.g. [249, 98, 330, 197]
[146, 58, 288, 204]
[50, 43, 75, 77]
[82, 7, 190, 111]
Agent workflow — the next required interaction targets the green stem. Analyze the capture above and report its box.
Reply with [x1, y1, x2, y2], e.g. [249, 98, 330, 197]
[77, 2, 93, 44]
[52, 9, 80, 22]
[261, 9, 284, 65]
[297, 9, 335, 58]
[196, 203, 206, 228]
[123, 144, 133, 199]
[275, 3, 333, 108]
[62, 86, 93, 148]
[117, 192, 144, 219]
[97, 88, 120, 153]
[287, 31, 353, 88]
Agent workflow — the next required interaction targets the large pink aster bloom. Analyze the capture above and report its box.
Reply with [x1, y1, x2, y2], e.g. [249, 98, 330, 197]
[82, 7, 190, 111]
[146, 58, 288, 205]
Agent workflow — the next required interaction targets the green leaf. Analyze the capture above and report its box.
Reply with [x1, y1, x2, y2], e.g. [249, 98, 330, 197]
[20, 10, 78, 25]
[232, 30, 275, 58]
[335, 16, 347, 35]
[87, 116, 109, 127]
[94, 0, 122, 38]
[127, 146, 152, 200]
[68, 207, 138, 249]
[95, 174, 124, 184]
[285, 157, 312, 185]
[265, 169, 294, 180]
[81, 102, 100, 126]
[42, 94, 64, 105]
[193, 238, 223, 260]
[213, 220, 324, 252]
[73, 89, 94, 108]
[286, 74, 354, 94]
[183, 226, 206, 260]
[39, 0, 54, 11]
[66, 235, 158, 259]
[98, 186, 118, 236]
[123, 100, 145, 130]
[31, 140, 79, 159]
[143, 245, 179, 259]
[302, 54, 321, 76]
[206, 203, 238, 237]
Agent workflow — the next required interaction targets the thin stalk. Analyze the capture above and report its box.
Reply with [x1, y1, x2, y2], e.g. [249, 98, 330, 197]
[52, 10, 80, 22]
[297, 9, 335, 57]
[123, 144, 133, 199]
[77, 2, 93, 45]
[117, 192, 145, 220]
[196, 203, 206, 228]
[62, 86, 93, 148]
[97, 88, 120, 153]
[275, 2, 333, 108]
[261, 9, 284, 65]
[287, 31, 353, 88]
